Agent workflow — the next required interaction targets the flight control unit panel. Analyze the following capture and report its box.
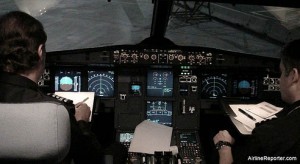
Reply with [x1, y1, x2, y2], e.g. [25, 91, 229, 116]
[40, 45, 280, 163]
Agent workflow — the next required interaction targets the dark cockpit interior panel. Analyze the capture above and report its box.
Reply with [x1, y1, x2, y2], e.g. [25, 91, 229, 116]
[39, 44, 280, 163]
[2, 0, 299, 163]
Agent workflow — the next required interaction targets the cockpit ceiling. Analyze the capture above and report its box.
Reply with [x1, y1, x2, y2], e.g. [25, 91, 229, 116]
[0, 0, 299, 58]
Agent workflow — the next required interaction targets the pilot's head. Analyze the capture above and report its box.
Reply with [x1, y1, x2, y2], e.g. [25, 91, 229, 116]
[279, 39, 300, 103]
[0, 11, 47, 82]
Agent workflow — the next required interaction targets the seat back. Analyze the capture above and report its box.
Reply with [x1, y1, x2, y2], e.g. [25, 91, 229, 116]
[0, 102, 71, 163]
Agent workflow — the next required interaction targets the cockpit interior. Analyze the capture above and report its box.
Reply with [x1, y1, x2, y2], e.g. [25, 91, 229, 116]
[1, 0, 300, 163]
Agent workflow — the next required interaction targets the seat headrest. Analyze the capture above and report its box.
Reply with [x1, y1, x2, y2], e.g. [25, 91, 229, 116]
[0, 102, 71, 163]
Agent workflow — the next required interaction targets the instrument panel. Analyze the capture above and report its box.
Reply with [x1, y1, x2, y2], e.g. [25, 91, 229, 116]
[113, 48, 213, 65]
[41, 45, 281, 109]
[42, 66, 276, 102]
[40, 44, 280, 130]
[40, 45, 280, 164]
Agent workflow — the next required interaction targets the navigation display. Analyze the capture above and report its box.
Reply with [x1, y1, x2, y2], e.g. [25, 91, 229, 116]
[88, 70, 115, 97]
[146, 100, 172, 126]
[147, 70, 173, 97]
[55, 70, 81, 92]
[201, 73, 227, 98]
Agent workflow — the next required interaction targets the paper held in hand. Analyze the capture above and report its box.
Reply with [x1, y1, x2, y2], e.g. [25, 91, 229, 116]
[229, 101, 283, 132]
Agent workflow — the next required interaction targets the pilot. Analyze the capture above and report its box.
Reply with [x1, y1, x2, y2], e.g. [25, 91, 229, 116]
[213, 39, 300, 164]
[0, 11, 126, 163]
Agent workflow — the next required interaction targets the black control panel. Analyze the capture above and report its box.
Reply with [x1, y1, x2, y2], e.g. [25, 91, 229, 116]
[113, 48, 213, 65]
[40, 45, 280, 164]
[175, 131, 203, 164]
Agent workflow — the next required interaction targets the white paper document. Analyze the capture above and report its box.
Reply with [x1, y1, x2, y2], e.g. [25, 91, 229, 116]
[246, 101, 282, 118]
[129, 120, 173, 154]
[55, 92, 95, 121]
[229, 101, 282, 132]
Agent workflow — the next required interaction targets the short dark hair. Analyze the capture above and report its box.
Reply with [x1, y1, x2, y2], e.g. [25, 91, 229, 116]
[280, 39, 300, 76]
[0, 11, 47, 73]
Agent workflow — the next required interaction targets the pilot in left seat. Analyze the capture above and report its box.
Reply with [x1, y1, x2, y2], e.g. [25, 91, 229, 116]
[0, 11, 127, 163]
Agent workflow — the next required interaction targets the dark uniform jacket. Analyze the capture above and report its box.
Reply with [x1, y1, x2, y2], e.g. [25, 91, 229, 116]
[232, 100, 300, 163]
[0, 71, 104, 163]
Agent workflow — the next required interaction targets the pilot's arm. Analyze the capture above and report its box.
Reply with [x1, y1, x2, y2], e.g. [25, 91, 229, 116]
[213, 130, 234, 164]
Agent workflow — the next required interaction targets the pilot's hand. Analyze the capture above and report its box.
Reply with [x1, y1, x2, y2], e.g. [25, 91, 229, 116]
[213, 130, 235, 145]
[74, 103, 91, 122]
